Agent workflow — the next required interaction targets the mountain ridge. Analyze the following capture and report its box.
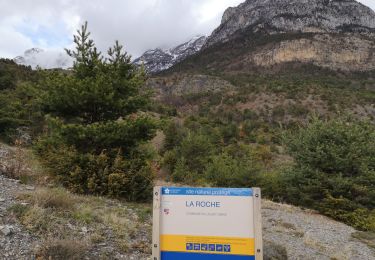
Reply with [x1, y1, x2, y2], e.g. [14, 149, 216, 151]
[133, 35, 207, 74]
[204, 0, 375, 48]
[162, 0, 375, 74]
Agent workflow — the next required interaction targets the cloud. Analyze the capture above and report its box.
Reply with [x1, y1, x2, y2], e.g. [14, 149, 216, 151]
[71, 0, 244, 58]
[0, 27, 33, 58]
[0, 0, 243, 59]
[0, 0, 373, 60]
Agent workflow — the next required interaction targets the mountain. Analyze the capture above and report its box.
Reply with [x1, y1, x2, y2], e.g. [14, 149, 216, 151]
[13, 48, 72, 69]
[166, 0, 375, 73]
[204, 0, 375, 48]
[150, 0, 375, 121]
[133, 35, 207, 74]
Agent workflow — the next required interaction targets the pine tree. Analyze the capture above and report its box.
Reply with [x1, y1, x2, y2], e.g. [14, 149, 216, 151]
[37, 22, 157, 201]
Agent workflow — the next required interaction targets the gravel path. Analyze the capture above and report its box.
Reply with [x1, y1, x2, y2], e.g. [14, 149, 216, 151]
[262, 200, 375, 260]
[0, 175, 39, 259]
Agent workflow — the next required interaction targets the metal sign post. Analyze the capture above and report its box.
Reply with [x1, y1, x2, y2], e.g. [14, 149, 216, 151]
[152, 187, 263, 260]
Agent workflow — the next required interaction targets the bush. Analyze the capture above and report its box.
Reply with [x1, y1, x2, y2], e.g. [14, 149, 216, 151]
[279, 117, 375, 230]
[287, 117, 375, 176]
[35, 140, 154, 202]
[0, 82, 43, 141]
[205, 151, 261, 187]
[176, 132, 215, 174]
[168, 130, 216, 183]
[35, 239, 87, 260]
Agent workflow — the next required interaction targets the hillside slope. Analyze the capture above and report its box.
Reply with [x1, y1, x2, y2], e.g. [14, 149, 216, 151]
[1, 177, 375, 259]
[150, 0, 375, 123]
[1, 143, 374, 259]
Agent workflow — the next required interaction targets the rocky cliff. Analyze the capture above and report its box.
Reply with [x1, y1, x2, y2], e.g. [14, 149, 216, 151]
[238, 33, 375, 71]
[204, 0, 375, 48]
[165, 0, 375, 73]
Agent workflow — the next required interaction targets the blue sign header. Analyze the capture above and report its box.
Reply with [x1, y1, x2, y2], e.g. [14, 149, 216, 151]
[161, 187, 253, 197]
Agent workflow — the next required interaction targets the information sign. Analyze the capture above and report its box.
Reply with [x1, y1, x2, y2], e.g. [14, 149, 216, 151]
[152, 187, 263, 260]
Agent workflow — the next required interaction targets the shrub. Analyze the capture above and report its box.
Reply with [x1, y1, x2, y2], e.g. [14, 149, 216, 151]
[35, 239, 87, 260]
[177, 132, 215, 174]
[205, 151, 261, 187]
[279, 117, 375, 230]
[287, 117, 375, 176]
[35, 140, 154, 202]
[31, 188, 76, 211]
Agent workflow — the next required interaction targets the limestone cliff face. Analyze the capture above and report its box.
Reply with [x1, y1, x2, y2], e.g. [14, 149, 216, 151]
[194, 0, 375, 72]
[248, 33, 375, 71]
[205, 0, 375, 48]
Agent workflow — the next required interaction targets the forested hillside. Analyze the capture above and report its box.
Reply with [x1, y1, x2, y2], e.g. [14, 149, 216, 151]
[0, 0, 375, 258]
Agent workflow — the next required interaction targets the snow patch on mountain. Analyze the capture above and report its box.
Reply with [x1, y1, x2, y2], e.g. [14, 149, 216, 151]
[13, 48, 73, 69]
[134, 35, 207, 74]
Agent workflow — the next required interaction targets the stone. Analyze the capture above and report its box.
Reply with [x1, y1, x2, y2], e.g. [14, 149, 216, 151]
[25, 186, 35, 191]
[0, 225, 13, 236]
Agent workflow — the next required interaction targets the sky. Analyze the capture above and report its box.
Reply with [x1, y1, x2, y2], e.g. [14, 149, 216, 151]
[0, 0, 374, 60]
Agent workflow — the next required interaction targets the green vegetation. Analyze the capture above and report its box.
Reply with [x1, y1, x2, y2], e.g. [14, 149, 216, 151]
[34, 23, 157, 201]
[0, 59, 41, 141]
[0, 59, 35, 90]
[279, 118, 375, 231]
[0, 22, 374, 232]
[0, 23, 157, 202]
[160, 116, 375, 231]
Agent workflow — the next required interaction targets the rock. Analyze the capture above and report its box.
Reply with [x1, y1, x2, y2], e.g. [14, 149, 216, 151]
[81, 226, 88, 233]
[204, 0, 375, 48]
[67, 223, 75, 230]
[0, 225, 13, 236]
[25, 185, 35, 191]
[264, 240, 288, 260]
[0, 198, 5, 202]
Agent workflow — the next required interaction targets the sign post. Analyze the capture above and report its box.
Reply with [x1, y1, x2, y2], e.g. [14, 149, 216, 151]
[152, 187, 263, 260]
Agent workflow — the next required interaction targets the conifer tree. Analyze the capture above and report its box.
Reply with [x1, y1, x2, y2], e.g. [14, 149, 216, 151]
[37, 22, 156, 201]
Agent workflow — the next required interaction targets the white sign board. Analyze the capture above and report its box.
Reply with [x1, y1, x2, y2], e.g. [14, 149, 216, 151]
[152, 187, 263, 260]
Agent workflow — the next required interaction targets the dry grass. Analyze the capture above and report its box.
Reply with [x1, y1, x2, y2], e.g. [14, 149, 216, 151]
[35, 239, 87, 260]
[2, 143, 152, 258]
[0, 142, 51, 185]
[351, 231, 375, 249]
[21, 188, 77, 210]
[10, 187, 152, 258]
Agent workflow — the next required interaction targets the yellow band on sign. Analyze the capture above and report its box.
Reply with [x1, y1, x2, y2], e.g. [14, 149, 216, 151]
[161, 235, 255, 255]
